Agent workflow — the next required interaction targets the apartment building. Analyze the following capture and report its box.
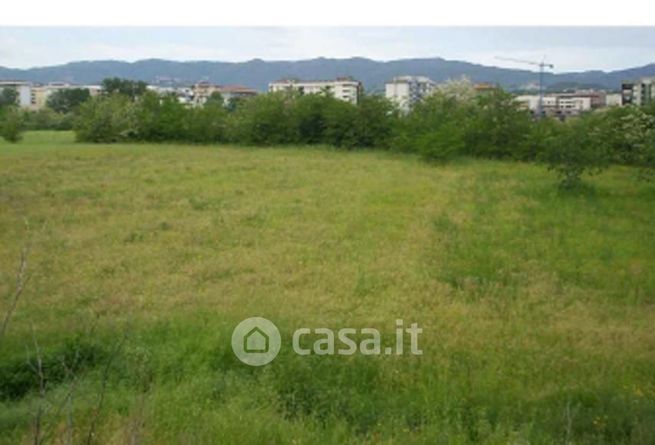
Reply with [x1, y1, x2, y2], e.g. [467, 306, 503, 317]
[0, 81, 102, 110]
[218, 85, 259, 106]
[268, 77, 362, 105]
[384, 76, 436, 112]
[515, 93, 592, 117]
[605, 93, 623, 107]
[191, 81, 258, 107]
[0, 80, 32, 108]
[622, 76, 655, 106]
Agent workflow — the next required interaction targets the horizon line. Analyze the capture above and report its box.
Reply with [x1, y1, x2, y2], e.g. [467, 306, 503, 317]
[2, 56, 654, 75]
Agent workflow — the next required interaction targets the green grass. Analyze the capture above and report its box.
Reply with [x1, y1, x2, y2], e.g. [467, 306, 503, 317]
[1, 131, 654, 444]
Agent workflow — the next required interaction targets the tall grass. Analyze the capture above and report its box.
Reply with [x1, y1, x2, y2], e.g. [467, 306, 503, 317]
[0, 132, 654, 444]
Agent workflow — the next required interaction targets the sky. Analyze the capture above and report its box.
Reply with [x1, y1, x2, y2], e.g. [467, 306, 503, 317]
[1, 27, 654, 73]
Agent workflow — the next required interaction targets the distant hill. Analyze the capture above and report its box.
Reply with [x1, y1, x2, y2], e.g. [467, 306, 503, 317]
[1, 57, 654, 92]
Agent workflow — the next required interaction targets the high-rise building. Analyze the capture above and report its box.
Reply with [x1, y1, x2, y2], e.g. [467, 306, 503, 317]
[622, 76, 655, 106]
[384, 76, 436, 112]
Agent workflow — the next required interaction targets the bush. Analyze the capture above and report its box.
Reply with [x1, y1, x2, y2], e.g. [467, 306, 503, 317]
[133, 92, 188, 142]
[464, 89, 532, 159]
[414, 121, 466, 161]
[520, 117, 561, 161]
[540, 114, 611, 189]
[46, 88, 91, 114]
[185, 100, 228, 143]
[67, 83, 653, 191]
[290, 93, 331, 144]
[23, 108, 74, 131]
[228, 92, 294, 145]
[74, 95, 136, 142]
[393, 92, 470, 159]
[350, 95, 397, 149]
[0, 106, 24, 143]
[322, 98, 359, 148]
[597, 105, 655, 166]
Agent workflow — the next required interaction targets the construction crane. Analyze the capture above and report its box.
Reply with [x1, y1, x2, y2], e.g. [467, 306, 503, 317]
[496, 56, 554, 118]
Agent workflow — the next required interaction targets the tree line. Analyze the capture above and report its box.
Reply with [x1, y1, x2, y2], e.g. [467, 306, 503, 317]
[2, 77, 655, 188]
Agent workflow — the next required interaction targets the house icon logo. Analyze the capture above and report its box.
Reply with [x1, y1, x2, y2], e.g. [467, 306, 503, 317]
[231, 317, 281, 366]
[244, 326, 269, 353]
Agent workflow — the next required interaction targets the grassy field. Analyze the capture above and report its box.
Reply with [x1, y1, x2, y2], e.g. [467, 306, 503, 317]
[1, 131, 654, 444]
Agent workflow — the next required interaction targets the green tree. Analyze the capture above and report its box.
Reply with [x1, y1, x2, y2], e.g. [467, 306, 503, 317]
[352, 95, 397, 149]
[22, 107, 72, 130]
[185, 100, 228, 143]
[540, 113, 611, 189]
[133, 92, 188, 141]
[465, 89, 532, 159]
[74, 95, 136, 142]
[290, 94, 332, 144]
[393, 92, 471, 160]
[46, 88, 91, 113]
[101, 78, 148, 100]
[323, 99, 358, 148]
[228, 92, 294, 145]
[0, 106, 25, 143]
[205, 91, 225, 107]
[0, 87, 19, 108]
[597, 105, 655, 165]
[520, 116, 561, 161]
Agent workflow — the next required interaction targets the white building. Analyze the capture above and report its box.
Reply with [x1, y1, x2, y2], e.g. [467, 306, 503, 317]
[558, 96, 592, 113]
[622, 76, 655, 106]
[0, 81, 32, 108]
[268, 77, 361, 105]
[385, 76, 436, 112]
[605, 93, 622, 107]
[0, 81, 102, 110]
[191, 82, 258, 107]
[515, 93, 592, 116]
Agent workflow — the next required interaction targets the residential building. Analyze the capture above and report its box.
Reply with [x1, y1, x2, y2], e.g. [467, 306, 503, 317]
[0, 80, 32, 108]
[557, 95, 592, 114]
[622, 76, 655, 106]
[515, 93, 592, 117]
[216, 85, 258, 106]
[385, 76, 436, 112]
[0, 81, 102, 110]
[191, 82, 258, 107]
[605, 93, 622, 107]
[268, 77, 362, 105]
[569, 89, 606, 109]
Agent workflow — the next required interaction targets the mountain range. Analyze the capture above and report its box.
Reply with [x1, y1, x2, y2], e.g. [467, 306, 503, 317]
[2, 57, 654, 92]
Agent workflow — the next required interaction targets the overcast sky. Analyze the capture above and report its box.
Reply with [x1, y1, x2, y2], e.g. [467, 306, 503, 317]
[1, 27, 654, 73]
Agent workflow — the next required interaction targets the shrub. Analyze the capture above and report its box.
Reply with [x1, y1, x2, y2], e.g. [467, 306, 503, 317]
[351, 95, 398, 149]
[393, 92, 470, 159]
[323, 98, 359, 148]
[133, 92, 188, 142]
[414, 121, 466, 161]
[597, 105, 655, 166]
[0, 106, 24, 143]
[101, 77, 148, 99]
[465, 89, 532, 159]
[185, 100, 228, 143]
[46, 88, 91, 114]
[520, 117, 562, 161]
[540, 114, 611, 189]
[74, 95, 136, 142]
[228, 92, 294, 145]
[290, 93, 331, 144]
[23, 108, 74, 131]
